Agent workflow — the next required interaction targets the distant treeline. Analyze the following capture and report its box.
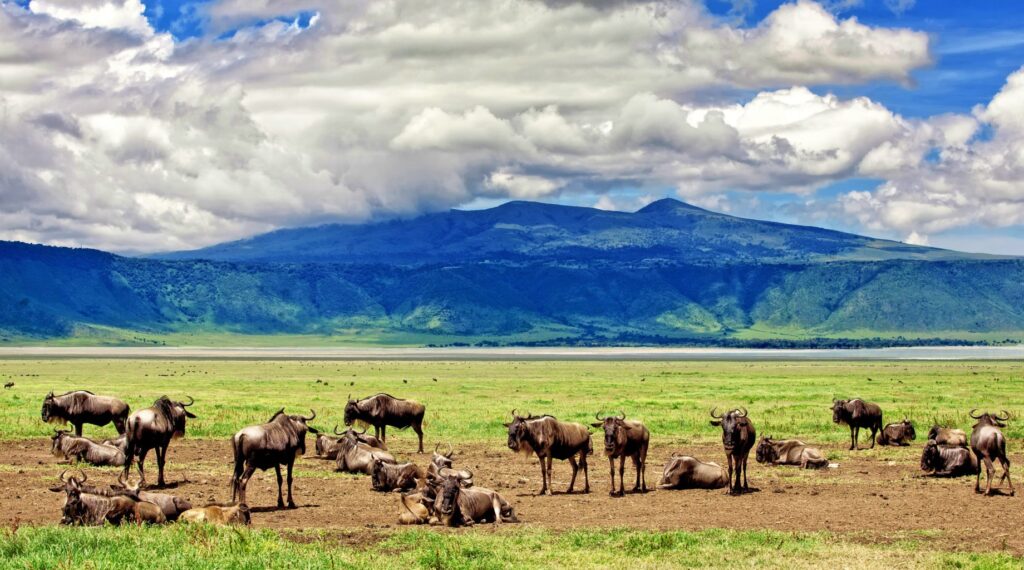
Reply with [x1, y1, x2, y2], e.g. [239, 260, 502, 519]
[431, 335, 1019, 349]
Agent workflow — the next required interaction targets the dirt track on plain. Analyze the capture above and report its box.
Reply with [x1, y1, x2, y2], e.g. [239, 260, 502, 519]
[3, 436, 1022, 554]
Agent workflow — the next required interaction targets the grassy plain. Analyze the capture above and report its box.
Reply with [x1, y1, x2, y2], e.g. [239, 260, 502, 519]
[1, 358, 1022, 569]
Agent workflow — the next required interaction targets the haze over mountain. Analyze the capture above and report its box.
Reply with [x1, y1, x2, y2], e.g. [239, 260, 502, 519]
[160, 199, 984, 265]
[1, 199, 1022, 347]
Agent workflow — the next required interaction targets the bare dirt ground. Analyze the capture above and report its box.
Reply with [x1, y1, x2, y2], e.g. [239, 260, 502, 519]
[3, 437, 1021, 554]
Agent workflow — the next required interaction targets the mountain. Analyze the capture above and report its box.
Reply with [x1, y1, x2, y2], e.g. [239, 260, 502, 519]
[159, 199, 987, 265]
[2, 199, 1023, 347]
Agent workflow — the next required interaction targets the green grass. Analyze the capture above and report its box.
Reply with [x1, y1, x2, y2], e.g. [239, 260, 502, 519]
[1, 525, 1020, 569]
[3, 359, 1023, 444]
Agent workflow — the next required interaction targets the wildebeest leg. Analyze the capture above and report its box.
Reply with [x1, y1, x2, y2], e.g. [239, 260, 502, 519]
[741, 455, 749, 491]
[580, 452, 590, 493]
[73, 423, 83, 437]
[981, 456, 996, 495]
[537, 453, 549, 495]
[608, 457, 616, 497]
[999, 457, 1014, 496]
[155, 445, 167, 487]
[381, 425, 387, 445]
[974, 451, 984, 493]
[617, 455, 626, 496]
[413, 420, 424, 453]
[850, 427, 858, 450]
[491, 496, 503, 525]
[567, 456, 579, 493]
[631, 454, 642, 492]
[726, 454, 735, 495]
[869, 424, 878, 449]
[286, 460, 296, 508]
[136, 448, 149, 487]
[639, 442, 648, 492]
[237, 464, 256, 505]
[274, 465, 285, 508]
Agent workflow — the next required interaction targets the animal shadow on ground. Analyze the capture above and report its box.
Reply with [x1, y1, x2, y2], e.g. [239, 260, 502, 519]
[249, 504, 321, 513]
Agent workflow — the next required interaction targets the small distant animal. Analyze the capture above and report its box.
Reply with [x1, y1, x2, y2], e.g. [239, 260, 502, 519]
[3, 382, 13, 389]
[178, 504, 251, 525]
[876, 419, 916, 446]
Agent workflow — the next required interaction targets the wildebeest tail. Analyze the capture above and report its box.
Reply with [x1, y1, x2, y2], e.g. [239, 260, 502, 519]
[230, 434, 245, 503]
[122, 417, 137, 477]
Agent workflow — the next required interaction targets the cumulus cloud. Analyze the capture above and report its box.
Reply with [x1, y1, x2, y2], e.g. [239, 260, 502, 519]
[839, 66, 1024, 245]
[0, 0, 938, 252]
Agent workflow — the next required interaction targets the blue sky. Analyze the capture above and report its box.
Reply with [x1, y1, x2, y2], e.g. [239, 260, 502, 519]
[2, 0, 1024, 254]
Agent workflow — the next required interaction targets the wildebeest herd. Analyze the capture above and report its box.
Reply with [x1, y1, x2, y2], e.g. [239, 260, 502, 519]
[39, 389, 1015, 529]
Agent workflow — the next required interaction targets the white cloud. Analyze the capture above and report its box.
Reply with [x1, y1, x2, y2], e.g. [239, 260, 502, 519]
[0, 0, 938, 252]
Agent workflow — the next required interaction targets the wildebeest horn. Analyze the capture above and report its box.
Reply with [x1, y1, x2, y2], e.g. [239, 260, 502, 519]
[618, 410, 626, 420]
[996, 410, 1010, 421]
[447, 442, 454, 457]
[595, 411, 603, 421]
[302, 409, 316, 422]
[58, 469, 67, 483]
[357, 426, 367, 435]
[434, 442, 441, 453]
[969, 408, 981, 419]
[511, 408, 518, 418]
[47, 390, 54, 398]
[77, 469, 87, 484]
[334, 425, 343, 436]
[182, 396, 194, 407]
[738, 407, 748, 418]
[460, 469, 473, 480]
[710, 407, 722, 419]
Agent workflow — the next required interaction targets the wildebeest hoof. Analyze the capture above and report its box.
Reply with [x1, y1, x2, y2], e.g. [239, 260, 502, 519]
[287, 503, 297, 509]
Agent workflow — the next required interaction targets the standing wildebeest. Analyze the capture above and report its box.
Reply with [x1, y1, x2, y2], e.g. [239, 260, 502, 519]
[969, 410, 1015, 496]
[344, 393, 425, 453]
[709, 407, 756, 495]
[658, 454, 729, 490]
[50, 430, 126, 467]
[877, 419, 916, 446]
[434, 470, 517, 527]
[41, 390, 129, 436]
[370, 458, 422, 492]
[123, 396, 196, 487]
[590, 411, 649, 496]
[921, 439, 979, 477]
[231, 409, 318, 509]
[505, 411, 592, 495]
[831, 399, 883, 450]
[755, 436, 828, 469]
[928, 425, 968, 448]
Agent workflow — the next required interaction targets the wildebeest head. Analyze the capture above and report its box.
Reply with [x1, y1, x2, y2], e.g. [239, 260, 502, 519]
[503, 410, 534, 453]
[50, 429, 71, 456]
[755, 436, 777, 464]
[41, 391, 58, 423]
[270, 408, 319, 432]
[369, 458, 389, 490]
[343, 395, 359, 426]
[920, 439, 943, 472]
[54, 470, 89, 525]
[435, 470, 473, 518]
[709, 407, 749, 451]
[897, 418, 916, 440]
[590, 411, 630, 453]
[432, 442, 454, 470]
[969, 409, 1009, 428]
[831, 399, 850, 424]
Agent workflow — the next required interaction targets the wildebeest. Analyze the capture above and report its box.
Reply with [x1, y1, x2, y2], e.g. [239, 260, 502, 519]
[102, 434, 128, 454]
[50, 430, 126, 467]
[969, 410, 1015, 496]
[231, 409, 318, 509]
[920, 439, 979, 477]
[344, 393, 425, 453]
[505, 411, 592, 495]
[336, 425, 387, 450]
[370, 458, 422, 492]
[3, 382, 13, 389]
[876, 419, 916, 446]
[123, 396, 196, 487]
[590, 411, 649, 496]
[397, 491, 434, 525]
[928, 425, 968, 448]
[335, 431, 396, 474]
[755, 436, 828, 469]
[434, 470, 517, 527]
[179, 504, 251, 525]
[709, 407, 756, 494]
[831, 399, 883, 450]
[657, 454, 729, 490]
[41, 390, 130, 436]
[114, 473, 192, 521]
[52, 471, 147, 526]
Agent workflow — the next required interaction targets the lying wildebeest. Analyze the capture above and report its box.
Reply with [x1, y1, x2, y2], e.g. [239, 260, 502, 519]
[335, 425, 386, 450]
[179, 503, 251, 525]
[370, 458, 422, 492]
[344, 393, 425, 453]
[831, 398, 883, 450]
[41, 390, 130, 436]
[397, 491, 434, 525]
[114, 473, 193, 521]
[710, 407, 756, 494]
[335, 431, 396, 474]
[591, 411, 649, 496]
[50, 430, 126, 467]
[921, 439, 979, 477]
[928, 425, 968, 448]
[657, 454, 729, 490]
[123, 396, 196, 487]
[876, 418, 916, 446]
[434, 470, 517, 527]
[505, 411, 592, 495]
[969, 410, 1015, 496]
[53, 471, 156, 526]
[231, 408, 318, 509]
[315, 432, 339, 458]
[755, 436, 828, 469]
